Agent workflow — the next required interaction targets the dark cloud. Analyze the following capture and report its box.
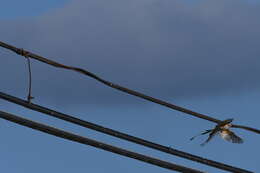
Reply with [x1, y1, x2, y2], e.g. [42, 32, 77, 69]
[1, 0, 260, 105]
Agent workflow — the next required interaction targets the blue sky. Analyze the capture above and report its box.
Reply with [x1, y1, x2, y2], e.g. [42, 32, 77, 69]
[0, 0, 69, 19]
[1, 0, 260, 172]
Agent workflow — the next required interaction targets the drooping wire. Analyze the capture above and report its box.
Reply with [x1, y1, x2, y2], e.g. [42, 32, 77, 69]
[25, 56, 34, 103]
[0, 110, 205, 173]
[0, 91, 253, 173]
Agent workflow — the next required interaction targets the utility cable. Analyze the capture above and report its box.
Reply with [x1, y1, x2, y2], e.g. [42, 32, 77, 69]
[0, 110, 204, 173]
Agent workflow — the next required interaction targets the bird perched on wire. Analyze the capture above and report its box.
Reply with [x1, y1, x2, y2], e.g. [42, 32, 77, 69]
[190, 118, 243, 146]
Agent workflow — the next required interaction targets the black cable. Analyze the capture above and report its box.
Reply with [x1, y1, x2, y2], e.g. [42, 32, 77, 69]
[0, 40, 221, 123]
[0, 110, 204, 173]
[0, 91, 253, 173]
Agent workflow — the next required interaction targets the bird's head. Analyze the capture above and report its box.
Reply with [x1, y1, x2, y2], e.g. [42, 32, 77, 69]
[222, 118, 234, 124]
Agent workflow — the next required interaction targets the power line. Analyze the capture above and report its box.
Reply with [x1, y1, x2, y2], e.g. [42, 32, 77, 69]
[0, 91, 253, 173]
[0, 110, 204, 173]
[0, 41, 259, 135]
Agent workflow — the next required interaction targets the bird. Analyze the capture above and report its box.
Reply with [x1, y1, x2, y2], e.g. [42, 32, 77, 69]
[190, 118, 243, 146]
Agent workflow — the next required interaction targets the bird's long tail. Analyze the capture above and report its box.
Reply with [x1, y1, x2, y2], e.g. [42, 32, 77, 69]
[190, 129, 212, 141]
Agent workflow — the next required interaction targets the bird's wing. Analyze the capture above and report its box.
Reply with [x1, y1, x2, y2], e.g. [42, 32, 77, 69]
[200, 129, 219, 146]
[220, 130, 243, 144]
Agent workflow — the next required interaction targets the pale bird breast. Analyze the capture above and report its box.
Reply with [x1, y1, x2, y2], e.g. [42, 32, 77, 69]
[220, 130, 231, 139]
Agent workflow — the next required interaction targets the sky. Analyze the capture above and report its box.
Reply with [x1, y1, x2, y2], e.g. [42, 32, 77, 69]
[0, 0, 260, 172]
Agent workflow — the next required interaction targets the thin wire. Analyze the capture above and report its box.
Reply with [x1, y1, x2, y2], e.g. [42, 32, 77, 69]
[0, 41, 259, 134]
[0, 110, 205, 173]
[231, 124, 260, 134]
[0, 91, 253, 173]
[26, 57, 34, 103]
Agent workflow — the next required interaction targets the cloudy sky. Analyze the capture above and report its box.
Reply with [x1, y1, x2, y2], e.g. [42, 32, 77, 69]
[1, 0, 260, 172]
